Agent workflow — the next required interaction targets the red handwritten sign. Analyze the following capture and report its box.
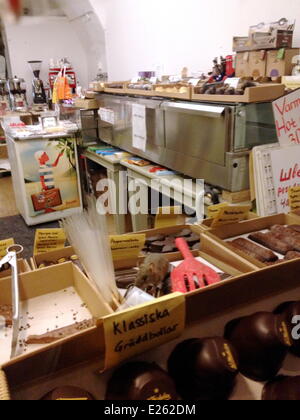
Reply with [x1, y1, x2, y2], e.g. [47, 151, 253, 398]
[272, 89, 300, 146]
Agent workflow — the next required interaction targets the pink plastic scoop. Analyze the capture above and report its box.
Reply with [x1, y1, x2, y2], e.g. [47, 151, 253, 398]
[171, 238, 222, 293]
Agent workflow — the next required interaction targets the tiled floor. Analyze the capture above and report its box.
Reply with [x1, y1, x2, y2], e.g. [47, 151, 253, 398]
[0, 176, 18, 218]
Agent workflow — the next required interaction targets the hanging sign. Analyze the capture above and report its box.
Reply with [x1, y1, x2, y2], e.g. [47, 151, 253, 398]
[272, 89, 300, 146]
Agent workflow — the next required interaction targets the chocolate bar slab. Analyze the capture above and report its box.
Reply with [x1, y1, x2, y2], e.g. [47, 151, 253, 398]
[231, 238, 278, 263]
[249, 232, 293, 255]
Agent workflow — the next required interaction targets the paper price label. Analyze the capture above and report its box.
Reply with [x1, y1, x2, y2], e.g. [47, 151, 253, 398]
[207, 203, 229, 219]
[102, 293, 185, 370]
[110, 234, 146, 264]
[155, 206, 185, 229]
[273, 89, 300, 146]
[289, 186, 300, 211]
[0, 238, 14, 258]
[132, 103, 147, 152]
[211, 205, 251, 228]
[34, 229, 66, 255]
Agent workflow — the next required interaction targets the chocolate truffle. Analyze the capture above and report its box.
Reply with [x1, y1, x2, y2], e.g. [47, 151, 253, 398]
[224, 312, 292, 382]
[41, 386, 95, 400]
[105, 362, 178, 400]
[274, 301, 300, 357]
[262, 376, 300, 400]
[168, 337, 239, 400]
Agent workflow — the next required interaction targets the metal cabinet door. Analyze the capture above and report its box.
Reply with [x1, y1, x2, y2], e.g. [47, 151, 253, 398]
[162, 102, 233, 167]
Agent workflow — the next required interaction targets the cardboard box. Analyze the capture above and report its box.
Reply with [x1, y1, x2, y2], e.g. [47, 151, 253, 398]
[266, 48, 300, 78]
[4, 259, 300, 400]
[235, 52, 251, 77]
[0, 263, 111, 391]
[233, 36, 251, 52]
[205, 213, 300, 268]
[74, 99, 99, 110]
[250, 29, 294, 51]
[191, 84, 285, 104]
[249, 51, 267, 79]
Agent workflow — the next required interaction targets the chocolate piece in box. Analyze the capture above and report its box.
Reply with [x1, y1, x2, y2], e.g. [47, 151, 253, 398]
[168, 337, 238, 400]
[274, 301, 300, 357]
[262, 376, 300, 401]
[224, 312, 291, 382]
[105, 362, 178, 400]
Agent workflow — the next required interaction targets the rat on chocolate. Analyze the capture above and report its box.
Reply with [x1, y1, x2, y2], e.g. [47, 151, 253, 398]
[135, 254, 170, 292]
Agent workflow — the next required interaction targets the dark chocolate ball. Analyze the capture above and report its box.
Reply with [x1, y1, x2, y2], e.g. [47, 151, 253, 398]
[274, 301, 300, 357]
[224, 312, 292, 382]
[262, 376, 300, 400]
[105, 362, 178, 401]
[41, 386, 95, 400]
[168, 337, 239, 400]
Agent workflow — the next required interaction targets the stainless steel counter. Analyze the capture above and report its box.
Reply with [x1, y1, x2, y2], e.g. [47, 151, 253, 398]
[94, 93, 278, 192]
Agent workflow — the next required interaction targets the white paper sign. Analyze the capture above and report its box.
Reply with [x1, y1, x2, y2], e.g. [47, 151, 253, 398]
[225, 78, 240, 89]
[271, 145, 300, 213]
[272, 89, 300, 146]
[132, 103, 147, 152]
[99, 108, 115, 125]
[189, 79, 200, 87]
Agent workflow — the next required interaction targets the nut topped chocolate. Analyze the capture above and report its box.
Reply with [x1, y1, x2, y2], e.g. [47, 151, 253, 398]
[225, 312, 292, 382]
[105, 362, 178, 401]
[168, 337, 239, 400]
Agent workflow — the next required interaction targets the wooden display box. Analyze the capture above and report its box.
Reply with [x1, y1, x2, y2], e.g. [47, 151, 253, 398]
[191, 84, 285, 104]
[0, 263, 111, 396]
[0, 259, 31, 280]
[114, 224, 256, 274]
[204, 213, 300, 268]
[31, 246, 75, 270]
[0, 144, 8, 160]
[4, 259, 300, 399]
[125, 82, 155, 97]
[103, 81, 127, 94]
[153, 84, 192, 100]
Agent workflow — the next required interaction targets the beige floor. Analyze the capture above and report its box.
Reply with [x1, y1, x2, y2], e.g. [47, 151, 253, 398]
[0, 176, 18, 218]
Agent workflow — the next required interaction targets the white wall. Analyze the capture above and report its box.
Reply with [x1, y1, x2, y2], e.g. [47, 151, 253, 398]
[4, 16, 89, 101]
[89, 0, 300, 80]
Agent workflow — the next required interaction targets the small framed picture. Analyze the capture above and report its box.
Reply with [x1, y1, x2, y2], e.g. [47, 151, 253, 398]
[40, 115, 58, 129]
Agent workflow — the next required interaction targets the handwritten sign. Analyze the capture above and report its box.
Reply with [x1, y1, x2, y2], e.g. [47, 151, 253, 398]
[110, 234, 146, 265]
[289, 186, 300, 212]
[270, 146, 300, 213]
[211, 205, 251, 228]
[273, 89, 300, 146]
[34, 229, 66, 255]
[207, 203, 229, 219]
[0, 238, 14, 258]
[102, 293, 185, 370]
[155, 206, 185, 228]
[132, 104, 147, 152]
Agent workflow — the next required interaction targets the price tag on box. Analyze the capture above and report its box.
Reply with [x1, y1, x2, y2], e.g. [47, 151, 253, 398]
[289, 186, 300, 212]
[211, 205, 251, 228]
[102, 293, 185, 370]
[34, 229, 66, 256]
[0, 238, 14, 258]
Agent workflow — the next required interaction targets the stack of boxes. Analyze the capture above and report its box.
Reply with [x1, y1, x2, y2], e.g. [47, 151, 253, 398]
[233, 18, 299, 82]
